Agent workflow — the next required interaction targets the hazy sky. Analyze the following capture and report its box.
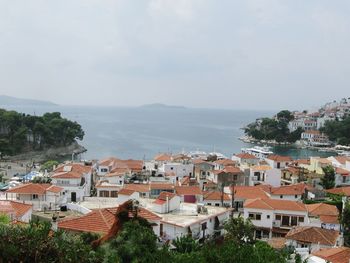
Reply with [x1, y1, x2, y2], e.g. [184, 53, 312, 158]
[0, 0, 349, 110]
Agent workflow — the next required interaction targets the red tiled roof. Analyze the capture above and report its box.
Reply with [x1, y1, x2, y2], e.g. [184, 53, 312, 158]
[267, 155, 292, 162]
[244, 198, 306, 212]
[270, 183, 307, 196]
[58, 206, 160, 234]
[51, 171, 83, 179]
[157, 191, 177, 201]
[214, 159, 236, 166]
[203, 191, 230, 201]
[154, 153, 172, 162]
[334, 156, 350, 165]
[118, 189, 135, 196]
[150, 183, 174, 190]
[223, 166, 242, 174]
[6, 183, 62, 195]
[0, 201, 32, 217]
[233, 186, 270, 200]
[124, 184, 150, 193]
[54, 163, 92, 174]
[286, 226, 339, 246]
[312, 247, 350, 263]
[306, 203, 339, 224]
[175, 186, 202, 196]
[235, 153, 258, 159]
[327, 187, 350, 197]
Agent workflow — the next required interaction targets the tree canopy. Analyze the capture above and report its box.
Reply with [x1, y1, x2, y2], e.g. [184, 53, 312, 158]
[320, 165, 335, 190]
[320, 116, 350, 145]
[245, 110, 302, 143]
[0, 109, 84, 155]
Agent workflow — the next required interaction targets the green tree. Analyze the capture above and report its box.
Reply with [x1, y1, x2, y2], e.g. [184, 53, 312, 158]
[0, 214, 10, 225]
[224, 216, 254, 244]
[173, 235, 200, 253]
[40, 160, 59, 172]
[320, 165, 335, 189]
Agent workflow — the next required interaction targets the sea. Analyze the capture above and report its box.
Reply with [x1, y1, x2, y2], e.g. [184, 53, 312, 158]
[2, 105, 335, 161]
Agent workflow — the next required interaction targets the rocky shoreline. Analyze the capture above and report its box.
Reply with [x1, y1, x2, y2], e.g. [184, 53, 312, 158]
[2, 141, 87, 163]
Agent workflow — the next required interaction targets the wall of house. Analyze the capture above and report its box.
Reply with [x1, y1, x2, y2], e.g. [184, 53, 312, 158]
[265, 169, 282, 187]
[203, 199, 230, 207]
[117, 192, 140, 203]
[270, 194, 302, 201]
[19, 208, 32, 222]
[162, 163, 194, 180]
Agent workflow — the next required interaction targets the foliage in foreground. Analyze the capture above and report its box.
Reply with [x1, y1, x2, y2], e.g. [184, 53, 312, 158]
[0, 218, 289, 263]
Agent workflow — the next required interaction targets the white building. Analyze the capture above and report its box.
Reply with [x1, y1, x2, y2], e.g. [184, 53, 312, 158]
[265, 155, 292, 169]
[161, 162, 194, 181]
[244, 198, 309, 239]
[249, 165, 281, 187]
[0, 200, 33, 222]
[51, 163, 92, 202]
[5, 183, 65, 211]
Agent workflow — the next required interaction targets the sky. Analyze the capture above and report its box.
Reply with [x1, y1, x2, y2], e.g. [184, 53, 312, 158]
[0, 0, 350, 110]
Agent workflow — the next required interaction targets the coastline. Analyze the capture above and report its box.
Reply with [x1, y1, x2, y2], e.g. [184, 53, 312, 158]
[239, 136, 339, 154]
[2, 141, 87, 163]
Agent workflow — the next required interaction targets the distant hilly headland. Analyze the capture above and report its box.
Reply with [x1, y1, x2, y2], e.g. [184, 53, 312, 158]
[0, 95, 57, 107]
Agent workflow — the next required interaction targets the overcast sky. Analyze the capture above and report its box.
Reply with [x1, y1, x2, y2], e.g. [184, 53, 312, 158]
[0, 0, 349, 110]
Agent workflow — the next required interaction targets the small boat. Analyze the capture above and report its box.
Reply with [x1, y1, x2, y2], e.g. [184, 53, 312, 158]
[241, 146, 274, 159]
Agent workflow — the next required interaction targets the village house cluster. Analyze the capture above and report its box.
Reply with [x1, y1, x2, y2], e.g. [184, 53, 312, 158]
[2, 148, 350, 262]
[289, 98, 350, 147]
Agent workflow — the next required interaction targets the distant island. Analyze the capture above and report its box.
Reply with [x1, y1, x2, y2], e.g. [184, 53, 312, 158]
[0, 108, 84, 159]
[243, 98, 350, 147]
[139, 103, 186, 109]
[0, 95, 57, 107]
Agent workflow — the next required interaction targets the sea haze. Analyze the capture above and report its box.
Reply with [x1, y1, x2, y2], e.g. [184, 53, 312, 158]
[1, 105, 333, 160]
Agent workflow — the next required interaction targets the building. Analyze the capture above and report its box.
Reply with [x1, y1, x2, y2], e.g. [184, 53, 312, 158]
[265, 155, 292, 169]
[243, 198, 308, 239]
[306, 203, 340, 231]
[51, 163, 92, 202]
[301, 130, 330, 146]
[202, 191, 231, 207]
[0, 200, 33, 222]
[311, 247, 350, 263]
[230, 185, 270, 212]
[334, 167, 350, 187]
[249, 165, 281, 187]
[285, 226, 341, 253]
[175, 186, 203, 203]
[232, 153, 259, 166]
[152, 192, 181, 214]
[5, 183, 65, 211]
[269, 183, 308, 201]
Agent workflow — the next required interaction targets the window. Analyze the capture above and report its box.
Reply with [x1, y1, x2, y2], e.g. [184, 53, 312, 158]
[215, 203, 220, 207]
[111, 191, 118, 197]
[32, 194, 38, 200]
[101, 168, 108, 173]
[207, 203, 212, 206]
[170, 167, 174, 170]
[280, 195, 283, 199]
[298, 217, 304, 223]
[267, 215, 270, 219]
[295, 195, 298, 199]
[275, 215, 281, 221]
[291, 216, 298, 226]
[282, 216, 290, 226]
[249, 213, 261, 220]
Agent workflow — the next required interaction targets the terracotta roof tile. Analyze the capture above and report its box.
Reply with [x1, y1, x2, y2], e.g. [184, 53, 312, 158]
[327, 187, 350, 197]
[203, 191, 230, 201]
[175, 186, 202, 195]
[235, 153, 258, 159]
[0, 201, 32, 217]
[312, 247, 350, 263]
[124, 184, 150, 193]
[270, 183, 307, 195]
[6, 183, 61, 195]
[118, 189, 135, 196]
[267, 155, 293, 162]
[286, 226, 339, 246]
[244, 198, 307, 212]
[233, 186, 270, 199]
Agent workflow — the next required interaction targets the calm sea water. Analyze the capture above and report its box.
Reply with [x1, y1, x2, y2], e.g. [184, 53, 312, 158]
[3, 105, 335, 160]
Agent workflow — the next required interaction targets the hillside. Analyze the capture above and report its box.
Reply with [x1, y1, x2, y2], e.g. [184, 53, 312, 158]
[0, 95, 57, 107]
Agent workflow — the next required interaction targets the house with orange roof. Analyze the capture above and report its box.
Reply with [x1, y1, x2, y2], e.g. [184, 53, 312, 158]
[269, 183, 308, 201]
[249, 165, 281, 187]
[51, 163, 92, 202]
[311, 247, 350, 263]
[95, 170, 126, 198]
[0, 201, 33, 222]
[150, 182, 175, 198]
[5, 183, 65, 211]
[208, 166, 245, 186]
[152, 192, 180, 214]
[202, 191, 231, 207]
[335, 167, 350, 187]
[285, 226, 342, 253]
[326, 186, 350, 197]
[96, 157, 144, 177]
[230, 185, 270, 211]
[306, 203, 340, 231]
[243, 198, 309, 239]
[124, 183, 150, 198]
[265, 155, 293, 169]
[175, 186, 203, 203]
[116, 188, 140, 203]
[57, 205, 161, 236]
[160, 162, 194, 182]
[232, 153, 259, 166]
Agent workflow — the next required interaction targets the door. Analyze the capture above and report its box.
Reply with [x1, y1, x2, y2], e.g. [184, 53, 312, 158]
[71, 192, 77, 202]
